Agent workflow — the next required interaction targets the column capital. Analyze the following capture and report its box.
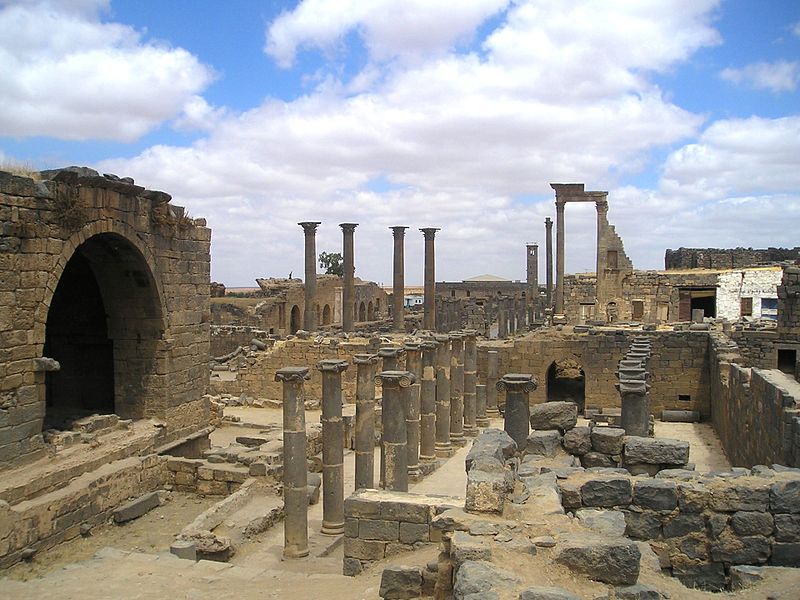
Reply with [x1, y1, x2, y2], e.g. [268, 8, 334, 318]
[461, 329, 477, 340]
[420, 227, 440, 240]
[419, 339, 438, 351]
[496, 373, 537, 393]
[375, 370, 416, 388]
[378, 346, 406, 360]
[555, 199, 566, 211]
[434, 333, 451, 343]
[390, 225, 409, 237]
[299, 221, 321, 234]
[316, 359, 349, 373]
[403, 342, 421, 353]
[339, 222, 358, 233]
[275, 366, 311, 383]
[616, 366, 647, 381]
[616, 379, 649, 395]
[595, 198, 609, 213]
[352, 353, 380, 366]
[545, 217, 553, 227]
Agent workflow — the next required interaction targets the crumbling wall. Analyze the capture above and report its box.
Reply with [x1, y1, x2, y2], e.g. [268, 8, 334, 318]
[666, 247, 800, 270]
[716, 268, 782, 320]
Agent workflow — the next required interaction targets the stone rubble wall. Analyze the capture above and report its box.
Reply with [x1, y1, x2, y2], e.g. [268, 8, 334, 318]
[665, 247, 800, 270]
[729, 329, 777, 369]
[342, 488, 462, 576]
[210, 325, 273, 357]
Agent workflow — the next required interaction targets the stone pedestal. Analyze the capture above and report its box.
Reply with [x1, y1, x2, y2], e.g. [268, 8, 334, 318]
[353, 353, 379, 490]
[299, 221, 321, 331]
[276, 367, 311, 558]
[462, 330, 478, 437]
[619, 378, 650, 438]
[377, 371, 415, 492]
[486, 350, 500, 417]
[434, 334, 453, 457]
[340, 223, 357, 332]
[404, 343, 423, 478]
[419, 339, 438, 462]
[476, 384, 488, 427]
[317, 359, 349, 535]
[449, 332, 465, 447]
[497, 373, 537, 448]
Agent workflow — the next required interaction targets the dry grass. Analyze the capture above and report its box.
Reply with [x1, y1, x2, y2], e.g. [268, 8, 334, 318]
[0, 160, 41, 180]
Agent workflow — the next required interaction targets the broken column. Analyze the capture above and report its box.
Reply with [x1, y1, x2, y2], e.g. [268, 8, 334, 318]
[462, 330, 478, 437]
[391, 226, 408, 332]
[378, 346, 405, 485]
[449, 332, 466, 447]
[434, 334, 453, 457]
[276, 366, 311, 558]
[317, 358, 349, 535]
[340, 223, 357, 333]
[618, 368, 650, 438]
[421, 227, 440, 331]
[404, 342, 423, 479]
[497, 301, 508, 339]
[545, 217, 553, 312]
[419, 339, 438, 462]
[476, 384, 488, 427]
[486, 350, 500, 418]
[299, 221, 321, 331]
[497, 373, 537, 448]
[353, 353, 379, 490]
[377, 370, 415, 492]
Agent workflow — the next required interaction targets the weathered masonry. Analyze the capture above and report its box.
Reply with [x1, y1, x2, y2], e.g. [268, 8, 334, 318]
[0, 168, 211, 470]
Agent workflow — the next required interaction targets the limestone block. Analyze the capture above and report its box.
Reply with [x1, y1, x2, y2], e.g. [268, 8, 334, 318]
[518, 586, 579, 600]
[633, 480, 677, 511]
[562, 426, 591, 455]
[465, 469, 514, 514]
[344, 537, 386, 560]
[591, 428, 625, 455]
[113, 491, 160, 524]
[399, 522, 430, 544]
[359, 519, 400, 541]
[677, 482, 710, 512]
[528, 402, 578, 432]
[526, 431, 562, 457]
[623, 437, 689, 466]
[379, 566, 422, 599]
[451, 530, 492, 566]
[581, 477, 632, 508]
[558, 479, 581, 509]
[555, 534, 641, 585]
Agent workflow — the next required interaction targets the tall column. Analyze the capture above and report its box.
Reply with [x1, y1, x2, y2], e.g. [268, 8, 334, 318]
[486, 350, 500, 417]
[391, 226, 408, 332]
[377, 370, 415, 492]
[449, 332, 465, 446]
[594, 198, 609, 311]
[421, 228, 440, 331]
[434, 334, 452, 457]
[497, 373, 537, 448]
[419, 339, 438, 462]
[545, 218, 553, 311]
[462, 330, 478, 437]
[299, 221, 321, 331]
[317, 359, 348, 535]
[527, 243, 539, 323]
[353, 353, 379, 490]
[276, 367, 311, 558]
[340, 223, 357, 332]
[554, 200, 565, 316]
[508, 298, 517, 335]
[404, 343, 423, 479]
[476, 384, 488, 427]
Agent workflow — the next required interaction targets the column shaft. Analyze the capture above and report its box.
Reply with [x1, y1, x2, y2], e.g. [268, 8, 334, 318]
[498, 373, 537, 449]
[463, 332, 477, 437]
[421, 228, 440, 331]
[449, 333, 465, 446]
[545, 218, 553, 310]
[404, 345, 422, 478]
[318, 359, 348, 535]
[555, 202, 565, 315]
[486, 350, 500, 417]
[378, 371, 414, 492]
[434, 335, 452, 457]
[299, 222, 321, 331]
[341, 223, 357, 332]
[391, 226, 408, 332]
[476, 384, 488, 427]
[353, 354, 378, 490]
[419, 341, 438, 461]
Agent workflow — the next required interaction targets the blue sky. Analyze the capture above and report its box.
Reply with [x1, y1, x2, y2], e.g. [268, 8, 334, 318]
[1, 0, 798, 285]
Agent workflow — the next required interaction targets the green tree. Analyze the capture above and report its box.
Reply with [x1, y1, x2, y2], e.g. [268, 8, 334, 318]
[319, 251, 344, 276]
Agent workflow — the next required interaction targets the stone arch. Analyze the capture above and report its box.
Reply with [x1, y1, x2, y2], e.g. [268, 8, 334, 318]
[290, 305, 301, 334]
[42, 230, 167, 427]
[367, 300, 374, 321]
[322, 304, 332, 325]
[358, 301, 366, 322]
[545, 358, 585, 413]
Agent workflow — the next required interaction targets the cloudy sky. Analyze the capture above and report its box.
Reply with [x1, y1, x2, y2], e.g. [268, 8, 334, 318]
[1, 0, 798, 286]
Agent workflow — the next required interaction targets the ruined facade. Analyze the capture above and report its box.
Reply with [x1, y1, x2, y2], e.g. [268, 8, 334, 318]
[666, 246, 800, 270]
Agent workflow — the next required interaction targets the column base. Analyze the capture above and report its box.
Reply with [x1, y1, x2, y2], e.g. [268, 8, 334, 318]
[407, 464, 421, 478]
[419, 453, 436, 462]
[283, 546, 310, 559]
[476, 417, 490, 427]
[321, 522, 345, 536]
[450, 433, 466, 447]
[486, 408, 500, 418]
[552, 314, 567, 324]
[435, 443, 454, 458]
[463, 425, 477, 437]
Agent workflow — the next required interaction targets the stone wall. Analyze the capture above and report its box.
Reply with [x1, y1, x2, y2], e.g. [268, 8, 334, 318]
[716, 268, 782, 321]
[558, 470, 800, 590]
[343, 488, 461, 576]
[729, 329, 777, 370]
[666, 247, 800, 270]
[210, 325, 273, 357]
[0, 168, 211, 470]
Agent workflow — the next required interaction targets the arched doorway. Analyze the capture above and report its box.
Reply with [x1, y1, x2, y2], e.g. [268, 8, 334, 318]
[367, 301, 374, 321]
[358, 301, 366, 322]
[546, 359, 585, 413]
[43, 233, 164, 428]
[290, 305, 300, 334]
[322, 304, 331, 325]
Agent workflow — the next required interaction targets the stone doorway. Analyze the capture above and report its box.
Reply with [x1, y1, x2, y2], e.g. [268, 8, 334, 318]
[546, 359, 585, 413]
[289, 305, 300, 334]
[43, 233, 164, 429]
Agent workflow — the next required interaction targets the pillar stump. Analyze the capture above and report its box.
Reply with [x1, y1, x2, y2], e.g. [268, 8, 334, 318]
[448, 332, 466, 446]
[419, 339, 438, 462]
[462, 330, 478, 437]
[434, 334, 453, 457]
[353, 353, 379, 490]
[317, 359, 349, 535]
[404, 343, 423, 479]
[486, 350, 500, 417]
[497, 373, 537, 449]
[276, 366, 311, 558]
[377, 371, 415, 492]
[476, 384, 488, 428]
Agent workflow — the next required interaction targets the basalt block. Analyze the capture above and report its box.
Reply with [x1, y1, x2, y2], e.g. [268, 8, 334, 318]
[529, 402, 578, 432]
[555, 534, 641, 585]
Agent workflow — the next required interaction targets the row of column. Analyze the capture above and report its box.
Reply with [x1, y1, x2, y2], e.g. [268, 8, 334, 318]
[276, 335, 511, 559]
[298, 222, 440, 333]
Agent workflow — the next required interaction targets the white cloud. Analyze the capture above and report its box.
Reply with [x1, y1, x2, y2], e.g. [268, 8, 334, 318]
[720, 60, 800, 93]
[0, 1, 215, 141]
[792, 21, 800, 37]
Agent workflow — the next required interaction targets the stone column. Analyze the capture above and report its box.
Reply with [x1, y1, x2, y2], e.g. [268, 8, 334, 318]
[353, 353, 379, 490]
[434, 334, 452, 457]
[276, 367, 311, 558]
[378, 346, 405, 371]
[545, 217, 553, 311]
[462, 330, 478, 437]
[486, 350, 500, 417]
[555, 200, 565, 316]
[449, 332, 465, 447]
[476, 384, 488, 427]
[419, 339, 438, 462]
[299, 221, 321, 331]
[377, 370, 415, 492]
[618, 368, 649, 438]
[340, 223, 357, 332]
[317, 359, 349, 535]
[508, 298, 517, 335]
[497, 373, 537, 449]
[595, 199, 608, 311]
[527, 243, 538, 322]
[404, 343, 423, 479]
[421, 228, 440, 331]
[391, 226, 408, 332]
[497, 301, 508, 339]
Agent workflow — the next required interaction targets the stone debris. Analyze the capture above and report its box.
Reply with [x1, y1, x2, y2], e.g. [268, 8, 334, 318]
[113, 491, 161, 524]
